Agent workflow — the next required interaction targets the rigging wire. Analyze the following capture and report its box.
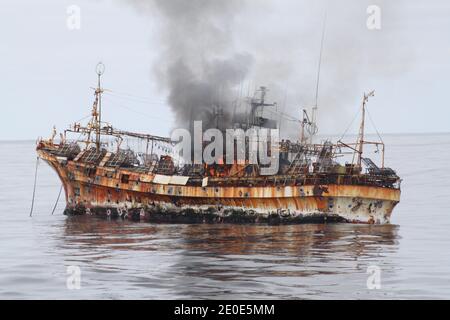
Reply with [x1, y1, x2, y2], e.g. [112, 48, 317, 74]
[103, 90, 167, 105]
[62, 114, 91, 135]
[75, 114, 92, 123]
[29, 157, 39, 217]
[366, 106, 384, 143]
[51, 184, 63, 215]
[102, 95, 170, 121]
[105, 90, 300, 126]
[315, 12, 327, 109]
[265, 109, 301, 123]
[338, 108, 361, 141]
[278, 85, 289, 128]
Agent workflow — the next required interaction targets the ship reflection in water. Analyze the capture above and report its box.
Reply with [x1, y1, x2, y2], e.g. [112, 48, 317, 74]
[61, 216, 399, 299]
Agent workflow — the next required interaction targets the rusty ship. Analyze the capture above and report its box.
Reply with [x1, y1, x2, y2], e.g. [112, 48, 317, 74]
[36, 64, 401, 224]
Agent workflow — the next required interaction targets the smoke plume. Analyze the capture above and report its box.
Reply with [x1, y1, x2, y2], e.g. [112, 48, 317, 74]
[127, 0, 410, 138]
[128, 0, 253, 132]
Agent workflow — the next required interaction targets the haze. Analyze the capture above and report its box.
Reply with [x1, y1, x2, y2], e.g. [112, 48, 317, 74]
[1, 0, 449, 140]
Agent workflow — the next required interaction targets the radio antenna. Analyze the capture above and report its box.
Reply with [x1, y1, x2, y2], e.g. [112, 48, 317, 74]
[311, 13, 327, 138]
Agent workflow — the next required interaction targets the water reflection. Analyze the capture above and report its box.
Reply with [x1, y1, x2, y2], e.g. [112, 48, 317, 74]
[59, 217, 400, 298]
[62, 216, 399, 256]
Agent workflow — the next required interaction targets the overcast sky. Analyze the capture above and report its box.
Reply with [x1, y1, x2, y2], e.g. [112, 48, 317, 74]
[1, 0, 449, 140]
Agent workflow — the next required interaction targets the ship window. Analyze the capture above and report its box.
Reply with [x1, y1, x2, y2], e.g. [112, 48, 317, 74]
[105, 171, 114, 178]
[121, 174, 130, 184]
[85, 167, 96, 177]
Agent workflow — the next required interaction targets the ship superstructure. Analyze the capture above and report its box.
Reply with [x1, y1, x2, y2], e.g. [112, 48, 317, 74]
[36, 65, 401, 224]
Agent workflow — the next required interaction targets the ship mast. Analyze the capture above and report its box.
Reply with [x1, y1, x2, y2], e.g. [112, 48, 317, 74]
[309, 13, 327, 144]
[94, 62, 105, 150]
[356, 90, 374, 167]
[300, 109, 311, 144]
[249, 86, 275, 128]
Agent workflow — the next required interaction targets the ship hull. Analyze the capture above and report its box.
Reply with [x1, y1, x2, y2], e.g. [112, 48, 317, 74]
[62, 183, 399, 224]
[39, 151, 400, 224]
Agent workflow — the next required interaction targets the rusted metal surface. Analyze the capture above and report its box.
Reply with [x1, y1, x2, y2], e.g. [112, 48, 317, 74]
[35, 70, 402, 225]
[37, 146, 400, 224]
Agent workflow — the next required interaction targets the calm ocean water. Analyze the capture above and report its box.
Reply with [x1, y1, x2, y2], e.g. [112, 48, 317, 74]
[0, 134, 449, 299]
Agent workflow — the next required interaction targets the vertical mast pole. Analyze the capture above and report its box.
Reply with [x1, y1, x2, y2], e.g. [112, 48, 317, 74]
[357, 90, 374, 168]
[310, 13, 327, 144]
[314, 14, 326, 113]
[357, 95, 366, 168]
[96, 72, 101, 150]
[95, 62, 105, 150]
[300, 110, 305, 144]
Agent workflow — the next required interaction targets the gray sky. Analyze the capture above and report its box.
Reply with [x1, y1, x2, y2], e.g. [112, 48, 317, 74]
[1, 0, 449, 140]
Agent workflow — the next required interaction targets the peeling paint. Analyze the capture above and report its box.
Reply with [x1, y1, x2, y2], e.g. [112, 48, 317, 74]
[37, 146, 400, 224]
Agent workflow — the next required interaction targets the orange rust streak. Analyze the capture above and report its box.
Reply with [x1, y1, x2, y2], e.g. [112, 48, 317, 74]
[38, 152, 400, 211]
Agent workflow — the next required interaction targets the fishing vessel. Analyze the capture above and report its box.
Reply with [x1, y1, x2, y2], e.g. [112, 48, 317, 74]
[36, 64, 401, 224]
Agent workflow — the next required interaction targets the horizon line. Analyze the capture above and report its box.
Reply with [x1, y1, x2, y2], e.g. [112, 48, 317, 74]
[1, 130, 450, 142]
